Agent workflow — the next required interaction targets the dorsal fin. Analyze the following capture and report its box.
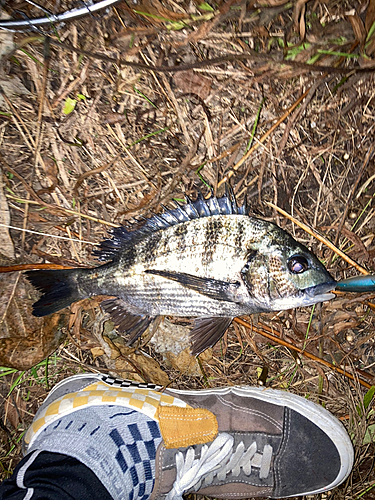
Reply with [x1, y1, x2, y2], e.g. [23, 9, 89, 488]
[94, 188, 248, 262]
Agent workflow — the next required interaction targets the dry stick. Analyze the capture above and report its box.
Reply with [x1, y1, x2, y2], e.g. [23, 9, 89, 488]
[5, 195, 118, 228]
[257, 319, 373, 381]
[73, 151, 124, 197]
[266, 201, 369, 275]
[22, 39, 51, 247]
[22, 37, 375, 76]
[1, 159, 118, 228]
[217, 89, 310, 189]
[234, 317, 372, 389]
[0, 263, 76, 273]
[327, 144, 375, 268]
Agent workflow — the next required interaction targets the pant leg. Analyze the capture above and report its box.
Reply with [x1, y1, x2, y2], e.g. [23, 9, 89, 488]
[0, 451, 113, 500]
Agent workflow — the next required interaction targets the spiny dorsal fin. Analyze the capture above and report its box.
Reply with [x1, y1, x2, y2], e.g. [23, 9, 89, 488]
[94, 188, 248, 262]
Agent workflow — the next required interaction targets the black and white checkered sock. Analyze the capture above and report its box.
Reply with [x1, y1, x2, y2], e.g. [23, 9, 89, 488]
[28, 405, 162, 500]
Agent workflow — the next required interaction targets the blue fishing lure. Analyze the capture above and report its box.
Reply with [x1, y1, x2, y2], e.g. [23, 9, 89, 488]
[336, 275, 375, 292]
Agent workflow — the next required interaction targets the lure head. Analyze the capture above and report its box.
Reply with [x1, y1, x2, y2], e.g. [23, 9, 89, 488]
[241, 220, 336, 312]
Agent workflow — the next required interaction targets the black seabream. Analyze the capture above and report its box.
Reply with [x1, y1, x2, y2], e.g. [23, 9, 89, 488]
[26, 190, 336, 355]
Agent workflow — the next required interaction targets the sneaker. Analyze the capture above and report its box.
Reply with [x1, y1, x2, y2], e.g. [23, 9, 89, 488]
[24, 373, 354, 499]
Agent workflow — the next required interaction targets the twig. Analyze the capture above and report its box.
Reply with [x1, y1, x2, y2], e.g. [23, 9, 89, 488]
[5, 195, 119, 228]
[0, 263, 76, 273]
[234, 317, 372, 389]
[4, 36, 374, 76]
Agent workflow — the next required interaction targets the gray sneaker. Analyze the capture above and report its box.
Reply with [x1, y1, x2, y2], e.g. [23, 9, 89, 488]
[24, 373, 354, 499]
[151, 385, 354, 499]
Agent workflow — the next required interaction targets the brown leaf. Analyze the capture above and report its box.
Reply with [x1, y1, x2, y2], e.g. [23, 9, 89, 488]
[5, 394, 27, 429]
[165, 347, 213, 376]
[365, 0, 375, 33]
[293, 0, 309, 40]
[347, 14, 366, 45]
[333, 320, 359, 336]
[91, 346, 105, 360]
[0, 314, 66, 370]
[173, 71, 212, 100]
[0, 271, 67, 369]
[340, 226, 369, 261]
[102, 336, 170, 386]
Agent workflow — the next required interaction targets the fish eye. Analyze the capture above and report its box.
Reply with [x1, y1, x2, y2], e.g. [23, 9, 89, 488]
[288, 255, 309, 274]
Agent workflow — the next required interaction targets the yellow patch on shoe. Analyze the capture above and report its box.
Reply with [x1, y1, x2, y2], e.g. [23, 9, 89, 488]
[157, 406, 218, 449]
[24, 381, 191, 449]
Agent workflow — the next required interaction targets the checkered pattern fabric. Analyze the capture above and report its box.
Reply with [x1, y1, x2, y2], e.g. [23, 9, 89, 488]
[99, 374, 161, 390]
[24, 381, 189, 450]
[110, 419, 161, 500]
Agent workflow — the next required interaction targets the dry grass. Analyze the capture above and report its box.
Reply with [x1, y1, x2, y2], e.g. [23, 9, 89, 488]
[0, 0, 375, 498]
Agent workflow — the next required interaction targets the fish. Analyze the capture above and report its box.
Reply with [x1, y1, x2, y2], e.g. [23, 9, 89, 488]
[25, 189, 336, 356]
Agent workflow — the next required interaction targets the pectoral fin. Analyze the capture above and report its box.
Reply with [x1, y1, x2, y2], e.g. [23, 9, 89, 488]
[190, 316, 233, 356]
[145, 270, 240, 303]
[101, 298, 154, 344]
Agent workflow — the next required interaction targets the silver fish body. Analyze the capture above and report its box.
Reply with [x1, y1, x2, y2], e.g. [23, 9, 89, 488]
[26, 192, 336, 355]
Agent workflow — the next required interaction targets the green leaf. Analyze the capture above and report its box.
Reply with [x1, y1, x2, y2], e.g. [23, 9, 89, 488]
[364, 385, 375, 410]
[63, 97, 77, 115]
[77, 94, 86, 101]
[167, 20, 186, 31]
[199, 2, 214, 11]
[363, 423, 375, 444]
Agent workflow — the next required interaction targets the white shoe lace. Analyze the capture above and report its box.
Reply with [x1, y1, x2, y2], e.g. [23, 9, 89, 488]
[165, 433, 273, 500]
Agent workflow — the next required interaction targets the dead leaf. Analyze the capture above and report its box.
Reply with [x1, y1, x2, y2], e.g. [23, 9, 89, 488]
[0, 271, 67, 369]
[150, 319, 214, 376]
[347, 14, 366, 45]
[106, 336, 170, 385]
[173, 71, 212, 100]
[333, 320, 359, 336]
[340, 226, 369, 261]
[0, 171, 14, 260]
[164, 346, 213, 376]
[5, 394, 27, 429]
[91, 346, 105, 360]
[293, 0, 309, 40]
[365, 0, 375, 33]
[0, 76, 32, 111]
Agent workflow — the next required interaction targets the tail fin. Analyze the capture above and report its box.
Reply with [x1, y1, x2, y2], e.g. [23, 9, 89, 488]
[25, 269, 83, 316]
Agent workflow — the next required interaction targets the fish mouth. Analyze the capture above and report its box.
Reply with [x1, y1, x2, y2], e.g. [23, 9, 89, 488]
[303, 280, 337, 301]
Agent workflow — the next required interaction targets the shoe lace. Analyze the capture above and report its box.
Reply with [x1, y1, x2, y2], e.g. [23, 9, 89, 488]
[165, 433, 273, 500]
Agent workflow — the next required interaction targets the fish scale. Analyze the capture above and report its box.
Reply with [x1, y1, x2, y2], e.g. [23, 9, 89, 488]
[25, 190, 336, 355]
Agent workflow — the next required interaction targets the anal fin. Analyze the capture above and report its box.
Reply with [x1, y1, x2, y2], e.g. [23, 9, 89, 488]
[190, 317, 233, 356]
[101, 298, 154, 344]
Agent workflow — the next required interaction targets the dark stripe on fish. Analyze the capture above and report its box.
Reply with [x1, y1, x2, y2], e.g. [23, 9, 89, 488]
[123, 245, 138, 268]
[142, 231, 164, 264]
[203, 217, 224, 267]
[234, 219, 245, 249]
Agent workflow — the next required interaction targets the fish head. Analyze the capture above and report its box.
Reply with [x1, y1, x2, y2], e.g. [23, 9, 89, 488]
[242, 221, 336, 312]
